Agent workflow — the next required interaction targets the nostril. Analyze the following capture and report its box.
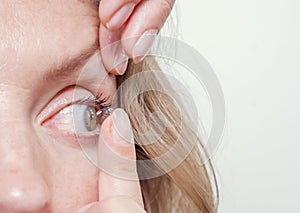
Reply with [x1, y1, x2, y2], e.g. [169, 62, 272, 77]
[0, 175, 51, 212]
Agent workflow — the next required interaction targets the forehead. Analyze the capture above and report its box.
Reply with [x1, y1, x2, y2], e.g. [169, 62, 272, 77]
[0, 0, 99, 79]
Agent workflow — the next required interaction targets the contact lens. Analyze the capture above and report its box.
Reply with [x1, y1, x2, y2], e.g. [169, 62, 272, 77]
[84, 106, 99, 131]
[82, 106, 114, 133]
[96, 107, 114, 126]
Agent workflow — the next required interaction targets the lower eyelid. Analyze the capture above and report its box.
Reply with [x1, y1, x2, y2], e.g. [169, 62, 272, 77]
[44, 129, 99, 149]
[42, 107, 73, 131]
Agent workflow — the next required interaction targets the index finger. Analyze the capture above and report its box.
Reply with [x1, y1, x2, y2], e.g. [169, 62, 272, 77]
[97, 108, 144, 207]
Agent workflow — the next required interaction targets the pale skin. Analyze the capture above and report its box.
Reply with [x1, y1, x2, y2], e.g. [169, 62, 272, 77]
[99, 0, 175, 74]
[0, 0, 173, 212]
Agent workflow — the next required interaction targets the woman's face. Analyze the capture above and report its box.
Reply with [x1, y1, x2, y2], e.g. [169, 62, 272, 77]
[0, 1, 116, 212]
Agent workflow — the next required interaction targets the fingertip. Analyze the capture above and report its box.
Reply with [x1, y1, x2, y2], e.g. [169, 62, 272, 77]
[113, 47, 129, 75]
[106, 3, 135, 31]
[111, 108, 134, 144]
[122, 29, 158, 64]
[120, 0, 173, 61]
[77, 202, 99, 213]
[99, 1, 136, 31]
[99, 24, 128, 75]
[98, 108, 135, 158]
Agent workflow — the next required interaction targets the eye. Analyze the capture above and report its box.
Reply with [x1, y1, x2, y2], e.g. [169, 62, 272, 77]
[40, 87, 112, 137]
[72, 104, 99, 133]
[84, 105, 99, 131]
[44, 104, 101, 135]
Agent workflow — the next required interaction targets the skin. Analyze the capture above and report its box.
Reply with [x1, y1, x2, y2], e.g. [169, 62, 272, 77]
[99, 0, 175, 74]
[0, 0, 173, 212]
[0, 1, 105, 212]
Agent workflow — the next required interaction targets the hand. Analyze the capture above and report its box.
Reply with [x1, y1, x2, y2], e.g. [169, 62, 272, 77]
[78, 108, 146, 213]
[98, 0, 175, 75]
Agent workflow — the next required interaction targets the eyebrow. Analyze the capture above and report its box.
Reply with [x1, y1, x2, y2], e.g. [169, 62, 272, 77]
[42, 40, 99, 83]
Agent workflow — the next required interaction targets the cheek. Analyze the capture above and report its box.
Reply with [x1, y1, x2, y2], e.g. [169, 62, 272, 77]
[44, 140, 99, 212]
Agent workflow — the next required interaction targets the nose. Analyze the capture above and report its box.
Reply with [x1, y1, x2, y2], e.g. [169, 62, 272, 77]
[0, 119, 51, 213]
[0, 174, 50, 213]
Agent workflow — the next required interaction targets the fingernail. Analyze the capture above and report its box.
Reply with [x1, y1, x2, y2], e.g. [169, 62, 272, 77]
[111, 108, 134, 144]
[132, 29, 158, 64]
[114, 45, 128, 75]
[107, 3, 135, 30]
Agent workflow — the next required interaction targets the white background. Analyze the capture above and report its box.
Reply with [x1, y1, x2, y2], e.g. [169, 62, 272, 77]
[175, 0, 300, 212]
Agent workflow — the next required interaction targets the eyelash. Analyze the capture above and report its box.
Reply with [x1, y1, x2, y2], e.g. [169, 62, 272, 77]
[74, 93, 112, 114]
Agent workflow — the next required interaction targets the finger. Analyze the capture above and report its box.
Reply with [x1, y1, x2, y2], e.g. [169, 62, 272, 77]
[97, 108, 144, 208]
[78, 197, 146, 213]
[121, 0, 175, 63]
[99, 23, 128, 75]
[99, 0, 142, 31]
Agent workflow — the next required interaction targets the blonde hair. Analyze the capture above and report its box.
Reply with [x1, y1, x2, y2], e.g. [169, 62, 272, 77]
[117, 57, 219, 212]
